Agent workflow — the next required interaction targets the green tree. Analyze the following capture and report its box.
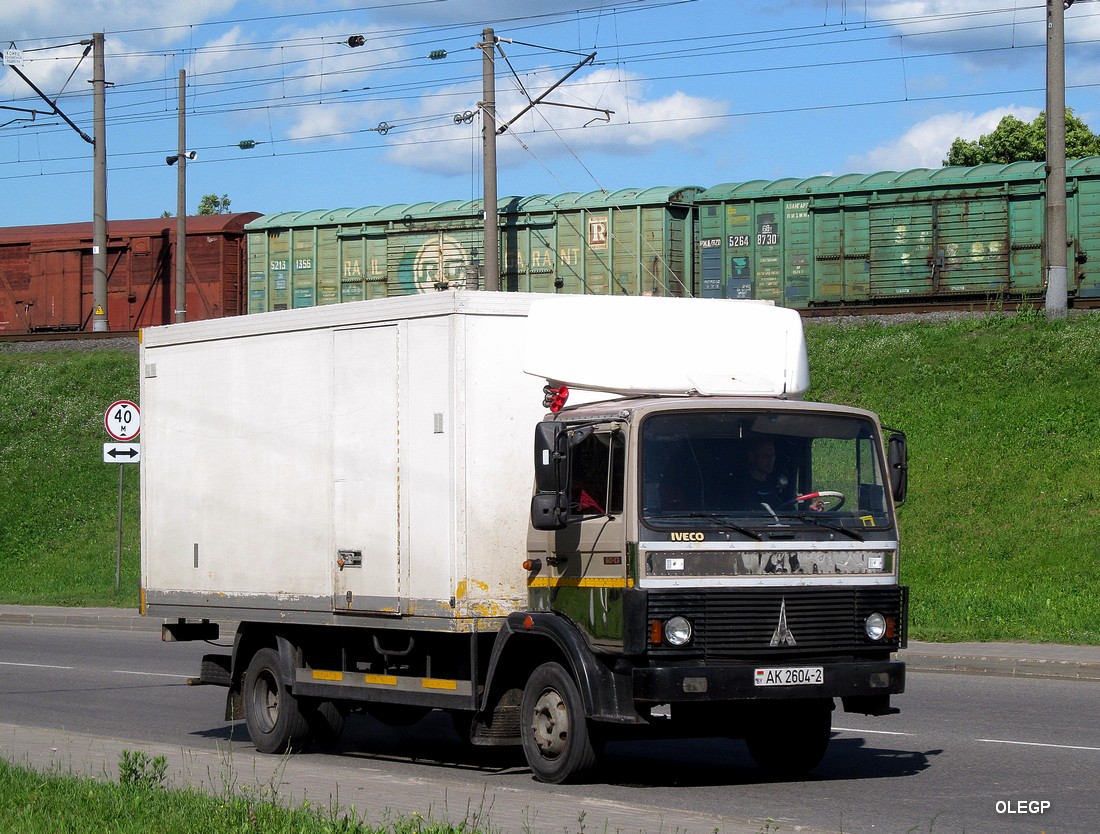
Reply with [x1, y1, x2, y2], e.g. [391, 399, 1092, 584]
[944, 108, 1100, 166]
[197, 193, 232, 215]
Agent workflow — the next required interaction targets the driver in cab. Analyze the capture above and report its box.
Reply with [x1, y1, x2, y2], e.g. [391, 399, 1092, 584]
[740, 435, 824, 512]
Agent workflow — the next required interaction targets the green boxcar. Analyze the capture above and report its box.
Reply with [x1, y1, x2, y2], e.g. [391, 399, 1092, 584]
[244, 187, 701, 312]
[243, 159, 1100, 312]
[1075, 160, 1100, 299]
[696, 158, 1100, 307]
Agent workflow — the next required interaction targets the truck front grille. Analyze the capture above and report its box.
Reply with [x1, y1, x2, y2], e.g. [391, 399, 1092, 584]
[646, 585, 905, 661]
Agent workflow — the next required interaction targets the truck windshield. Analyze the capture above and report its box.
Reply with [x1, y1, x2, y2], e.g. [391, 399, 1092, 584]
[640, 411, 892, 531]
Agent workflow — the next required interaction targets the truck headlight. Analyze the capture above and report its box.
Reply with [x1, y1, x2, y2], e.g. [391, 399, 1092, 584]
[664, 616, 693, 646]
[865, 612, 887, 641]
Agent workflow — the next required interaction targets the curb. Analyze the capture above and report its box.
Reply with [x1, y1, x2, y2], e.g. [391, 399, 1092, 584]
[0, 606, 159, 632]
[900, 643, 1100, 682]
[4, 606, 1100, 682]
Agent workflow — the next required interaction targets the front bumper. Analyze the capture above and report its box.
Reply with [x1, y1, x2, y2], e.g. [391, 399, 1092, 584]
[633, 658, 905, 703]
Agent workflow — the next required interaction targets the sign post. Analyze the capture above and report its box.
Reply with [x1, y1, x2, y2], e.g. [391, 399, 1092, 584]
[104, 401, 140, 590]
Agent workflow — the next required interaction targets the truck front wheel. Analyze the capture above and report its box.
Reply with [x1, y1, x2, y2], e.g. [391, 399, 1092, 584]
[520, 662, 597, 784]
[744, 698, 832, 777]
[242, 647, 311, 754]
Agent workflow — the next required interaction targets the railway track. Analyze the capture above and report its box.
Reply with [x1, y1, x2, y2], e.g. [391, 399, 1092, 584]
[0, 329, 139, 345]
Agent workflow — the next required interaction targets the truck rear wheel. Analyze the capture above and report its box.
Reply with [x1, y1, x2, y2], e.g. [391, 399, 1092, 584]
[242, 647, 311, 754]
[744, 698, 832, 778]
[521, 662, 597, 784]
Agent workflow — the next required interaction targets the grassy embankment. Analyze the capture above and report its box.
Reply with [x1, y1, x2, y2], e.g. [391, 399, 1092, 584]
[1, 309, 1098, 643]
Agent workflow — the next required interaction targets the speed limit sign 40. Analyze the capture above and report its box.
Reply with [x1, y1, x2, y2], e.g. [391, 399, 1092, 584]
[105, 400, 141, 441]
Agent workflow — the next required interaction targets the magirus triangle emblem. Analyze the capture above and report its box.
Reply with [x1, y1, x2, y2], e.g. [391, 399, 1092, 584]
[769, 597, 797, 646]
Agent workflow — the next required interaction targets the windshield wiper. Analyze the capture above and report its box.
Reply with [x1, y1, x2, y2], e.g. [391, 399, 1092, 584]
[782, 513, 866, 542]
[652, 511, 763, 541]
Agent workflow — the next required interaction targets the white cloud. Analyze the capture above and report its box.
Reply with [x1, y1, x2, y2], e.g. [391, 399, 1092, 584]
[1, 1, 238, 96]
[845, 106, 1041, 172]
[383, 67, 727, 176]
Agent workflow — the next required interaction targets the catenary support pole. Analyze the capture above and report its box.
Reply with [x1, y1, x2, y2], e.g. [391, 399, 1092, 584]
[92, 33, 108, 331]
[1045, 0, 1068, 320]
[175, 70, 187, 323]
[481, 28, 499, 292]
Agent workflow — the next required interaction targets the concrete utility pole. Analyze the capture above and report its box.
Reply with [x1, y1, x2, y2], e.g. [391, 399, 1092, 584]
[481, 28, 499, 292]
[175, 69, 187, 323]
[1045, 0, 1068, 320]
[92, 32, 108, 331]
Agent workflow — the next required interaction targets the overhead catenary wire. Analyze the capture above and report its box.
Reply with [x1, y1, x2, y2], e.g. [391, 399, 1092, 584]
[0, 2, 1069, 117]
[0, 1, 1094, 189]
[0, 1, 1082, 127]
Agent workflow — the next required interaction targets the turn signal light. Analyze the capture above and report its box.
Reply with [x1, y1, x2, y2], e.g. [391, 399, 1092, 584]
[649, 619, 663, 645]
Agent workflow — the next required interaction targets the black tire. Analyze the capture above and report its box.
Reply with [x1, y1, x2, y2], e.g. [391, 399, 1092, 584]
[744, 699, 832, 778]
[307, 699, 348, 750]
[199, 655, 231, 687]
[520, 662, 597, 784]
[242, 647, 312, 754]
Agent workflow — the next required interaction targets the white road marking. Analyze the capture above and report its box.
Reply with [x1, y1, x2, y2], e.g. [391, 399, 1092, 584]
[978, 738, 1100, 753]
[0, 661, 73, 670]
[838, 727, 1100, 751]
[834, 726, 914, 736]
[0, 660, 188, 679]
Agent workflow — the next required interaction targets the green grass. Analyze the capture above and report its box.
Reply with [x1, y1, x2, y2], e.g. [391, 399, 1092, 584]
[2, 311, 1099, 643]
[0, 348, 140, 607]
[805, 310, 1100, 644]
[0, 754, 482, 834]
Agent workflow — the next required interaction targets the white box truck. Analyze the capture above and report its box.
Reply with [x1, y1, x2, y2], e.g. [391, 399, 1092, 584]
[140, 290, 909, 784]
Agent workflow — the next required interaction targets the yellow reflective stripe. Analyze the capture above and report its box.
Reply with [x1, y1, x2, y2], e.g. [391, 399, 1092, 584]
[421, 678, 458, 691]
[364, 674, 398, 686]
[311, 669, 343, 681]
[527, 577, 632, 589]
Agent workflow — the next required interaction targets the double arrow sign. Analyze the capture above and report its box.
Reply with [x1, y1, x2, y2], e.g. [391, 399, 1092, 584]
[103, 442, 140, 463]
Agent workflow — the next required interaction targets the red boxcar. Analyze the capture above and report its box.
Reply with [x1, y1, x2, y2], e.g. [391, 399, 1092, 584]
[0, 212, 260, 333]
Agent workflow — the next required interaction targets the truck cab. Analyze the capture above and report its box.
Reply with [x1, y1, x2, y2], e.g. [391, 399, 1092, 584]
[473, 294, 910, 783]
[501, 394, 907, 782]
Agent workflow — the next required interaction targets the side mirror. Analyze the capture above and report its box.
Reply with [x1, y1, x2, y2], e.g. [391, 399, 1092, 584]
[531, 492, 570, 531]
[532, 422, 570, 530]
[533, 421, 568, 494]
[887, 430, 908, 506]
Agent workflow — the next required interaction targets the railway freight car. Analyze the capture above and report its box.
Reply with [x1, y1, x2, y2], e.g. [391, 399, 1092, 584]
[0, 212, 259, 334]
[695, 157, 1100, 308]
[244, 187, 701, 311]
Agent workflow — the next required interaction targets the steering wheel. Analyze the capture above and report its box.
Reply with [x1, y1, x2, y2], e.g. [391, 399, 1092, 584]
[793, 490, 846, 512]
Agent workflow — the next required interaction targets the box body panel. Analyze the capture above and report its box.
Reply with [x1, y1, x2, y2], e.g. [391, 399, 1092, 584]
[141, 292, 547, 625]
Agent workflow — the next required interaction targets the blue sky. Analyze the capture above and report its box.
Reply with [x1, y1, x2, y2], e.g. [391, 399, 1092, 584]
[2, 0, 1099, 227]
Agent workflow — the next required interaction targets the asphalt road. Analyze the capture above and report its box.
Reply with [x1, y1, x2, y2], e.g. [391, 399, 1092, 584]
[1, 624, 1097, 834]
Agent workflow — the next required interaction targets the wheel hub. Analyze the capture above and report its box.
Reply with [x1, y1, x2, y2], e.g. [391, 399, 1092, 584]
[530, 687, 569, 759]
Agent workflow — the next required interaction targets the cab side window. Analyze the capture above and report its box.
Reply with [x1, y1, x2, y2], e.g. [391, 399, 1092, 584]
[569, 431, 624, 515]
